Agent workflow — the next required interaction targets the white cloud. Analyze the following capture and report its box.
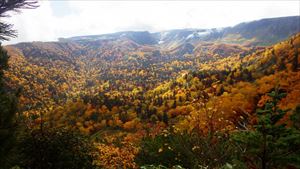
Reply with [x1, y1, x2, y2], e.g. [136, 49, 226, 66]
[3, 0, 55, 44]
[3, 0, 299, 45]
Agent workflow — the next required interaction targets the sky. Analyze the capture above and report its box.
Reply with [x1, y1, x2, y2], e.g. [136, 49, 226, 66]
[2, 0, 300, 45]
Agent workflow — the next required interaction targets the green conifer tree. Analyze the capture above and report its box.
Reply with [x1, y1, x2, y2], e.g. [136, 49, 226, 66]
[0, 1, 38, 167]
[162, 112, 168, 125]
[232, 89, 300, 169]
[0, 45, 19, 168]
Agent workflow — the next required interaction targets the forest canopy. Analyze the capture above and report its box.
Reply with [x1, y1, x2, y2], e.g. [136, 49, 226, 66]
[0, 1, 300, 169]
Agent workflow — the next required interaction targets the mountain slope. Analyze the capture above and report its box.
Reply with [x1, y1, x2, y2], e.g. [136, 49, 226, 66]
[2, 16, 299, 137]
[60, 16, 300, 48]
[4, 30, 300, 131]
[60, 31, 157, 45]
[219, 16, 300, 45]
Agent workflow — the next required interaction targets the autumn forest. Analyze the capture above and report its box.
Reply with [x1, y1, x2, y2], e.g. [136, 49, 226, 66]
[0, 1, 300, 169]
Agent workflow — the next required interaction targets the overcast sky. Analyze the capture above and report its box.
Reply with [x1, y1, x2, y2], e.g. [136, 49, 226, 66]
[3, 0, 300, 45]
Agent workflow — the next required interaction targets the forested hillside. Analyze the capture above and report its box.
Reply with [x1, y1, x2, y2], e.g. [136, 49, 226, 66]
[4, 31, 300, 169]
[1, 6, 300, 168]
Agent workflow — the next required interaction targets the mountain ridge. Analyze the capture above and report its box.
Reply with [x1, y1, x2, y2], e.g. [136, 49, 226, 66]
[57, 16, 300, 47]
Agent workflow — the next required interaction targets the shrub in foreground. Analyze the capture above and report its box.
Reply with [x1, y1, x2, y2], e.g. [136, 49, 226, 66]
[18, 128, 97, 169]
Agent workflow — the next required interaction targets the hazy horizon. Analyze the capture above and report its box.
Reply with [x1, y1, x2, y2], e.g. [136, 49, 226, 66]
[2, 0, 299, 45]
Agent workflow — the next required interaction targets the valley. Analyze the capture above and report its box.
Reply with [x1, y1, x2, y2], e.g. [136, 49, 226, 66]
[2, 15, 300, 168]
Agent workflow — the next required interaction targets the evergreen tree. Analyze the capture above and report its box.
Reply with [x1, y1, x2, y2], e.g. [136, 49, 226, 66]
[172, 100, 177, 109]
[179, 96, 183, 103]
[0, 45, 19, 168]
[18, 128, 97, 169]
[0, 1, 37, 167]
[291, 105, 300, 130]
[0, 0, 38, 40]
[292, 47, 298, 71]
[162, 112, 168, 125]
[232, 89, 300, 169]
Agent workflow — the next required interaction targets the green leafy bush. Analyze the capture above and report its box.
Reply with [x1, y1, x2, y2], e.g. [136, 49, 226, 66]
[136, 129, 236, 169]
[18, 128, 97, 169]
